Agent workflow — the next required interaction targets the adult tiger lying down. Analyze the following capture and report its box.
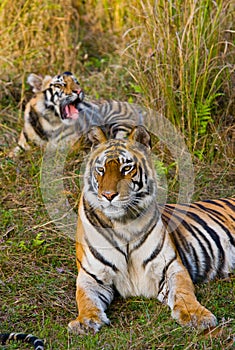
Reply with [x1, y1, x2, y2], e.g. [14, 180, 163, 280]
[68, 126, 235, 334]
[9, 72, 145, 157]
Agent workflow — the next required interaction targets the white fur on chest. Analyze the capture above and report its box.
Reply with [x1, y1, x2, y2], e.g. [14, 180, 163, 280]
[79, 204, 178, 299]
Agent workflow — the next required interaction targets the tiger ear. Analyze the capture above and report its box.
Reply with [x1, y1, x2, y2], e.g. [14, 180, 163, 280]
[88, 127, 107, 147]
[128, 126, 151, 149]
[27, 74, 52, 93]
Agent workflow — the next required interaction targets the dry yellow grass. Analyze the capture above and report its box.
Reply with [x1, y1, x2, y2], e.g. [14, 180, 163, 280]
[2, 0, 234, 159]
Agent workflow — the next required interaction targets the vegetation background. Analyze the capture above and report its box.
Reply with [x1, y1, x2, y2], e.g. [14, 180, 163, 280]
[0, 0, 234, 349]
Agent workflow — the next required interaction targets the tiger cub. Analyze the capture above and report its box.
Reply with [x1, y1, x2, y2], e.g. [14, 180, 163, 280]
[68, 126, 235, 334]
[9, 72, 145, 157]
[8, 71, 85, 157]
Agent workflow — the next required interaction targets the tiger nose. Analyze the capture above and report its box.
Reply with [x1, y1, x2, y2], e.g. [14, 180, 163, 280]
[102, 191, 118, 201]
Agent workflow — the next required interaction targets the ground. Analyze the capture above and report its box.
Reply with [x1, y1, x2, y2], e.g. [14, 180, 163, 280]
[0, 77, 234, 349]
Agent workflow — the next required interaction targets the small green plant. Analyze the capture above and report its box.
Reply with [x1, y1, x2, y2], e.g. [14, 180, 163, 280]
[31, 233, 46, 249]
[14, 233, 48, 253]
[154, 160, 176, 176]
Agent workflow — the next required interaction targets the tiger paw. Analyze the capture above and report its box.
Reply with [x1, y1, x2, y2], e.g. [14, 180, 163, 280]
[68, 313, 110, 335]
[172, 305, 217, 329]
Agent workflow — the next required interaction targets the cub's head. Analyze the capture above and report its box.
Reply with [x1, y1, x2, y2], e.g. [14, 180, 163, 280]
[27, 72, 84, 124]
[83, 126, 156, 221]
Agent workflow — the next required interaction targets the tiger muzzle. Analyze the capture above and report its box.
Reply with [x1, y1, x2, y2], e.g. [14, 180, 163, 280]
[101, 190, 119, 202]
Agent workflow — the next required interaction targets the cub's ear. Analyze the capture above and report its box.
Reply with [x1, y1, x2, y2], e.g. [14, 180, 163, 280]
[27, 74, 52, 93]
[88, 127, 107, 147]
[129, 126, 151, 149]
[62, 71, 73, 76]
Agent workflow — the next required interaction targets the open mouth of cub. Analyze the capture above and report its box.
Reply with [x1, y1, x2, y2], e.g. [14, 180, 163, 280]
[61, 102, 80, 120]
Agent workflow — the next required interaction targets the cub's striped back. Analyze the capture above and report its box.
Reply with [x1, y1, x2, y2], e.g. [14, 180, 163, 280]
[9, 72, 146, 157]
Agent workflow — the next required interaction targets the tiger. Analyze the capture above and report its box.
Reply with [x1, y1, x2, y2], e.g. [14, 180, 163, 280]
[8, 72, 145, 157]
[0, 332, 44, 349]
[8, 71, 85, 157]
[68, 125, 235, 334]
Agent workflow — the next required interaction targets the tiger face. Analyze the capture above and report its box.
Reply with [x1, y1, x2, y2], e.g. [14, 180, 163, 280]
[39, 71, 84, 124]
[8, 72, 85, 157]
[84, 126, 155, 221]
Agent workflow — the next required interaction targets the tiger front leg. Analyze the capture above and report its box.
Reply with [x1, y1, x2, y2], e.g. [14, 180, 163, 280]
[68, 270, 114, 334]
[168, 269, 217, 329]
[8, 129, 31, 157]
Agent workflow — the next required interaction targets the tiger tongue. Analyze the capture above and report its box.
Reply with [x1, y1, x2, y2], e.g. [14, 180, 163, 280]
[65, 104, 79, 119]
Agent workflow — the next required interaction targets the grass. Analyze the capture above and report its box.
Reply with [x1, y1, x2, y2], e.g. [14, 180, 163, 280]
[0, 0, 235, 349]
[123, 0, 235, 157]
[1, 106, 234, 350]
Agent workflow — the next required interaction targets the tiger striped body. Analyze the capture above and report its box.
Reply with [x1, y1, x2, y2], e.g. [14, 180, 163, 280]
[9, 72, 145, 157]
[0, 332, 44, 349]
[68, 126, 235, 334]
[161, 199, 235, 283]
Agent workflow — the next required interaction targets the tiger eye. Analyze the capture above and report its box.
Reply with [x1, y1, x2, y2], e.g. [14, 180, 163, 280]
[54, 84, 63, 88]
[122, 165, 134, 174]
[96, 167, 104, 174]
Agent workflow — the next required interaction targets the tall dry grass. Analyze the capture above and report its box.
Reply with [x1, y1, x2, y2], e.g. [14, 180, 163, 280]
[123, 0, 235, 158]
[0, 0, 129, 78]
[0, 0, 81, 78]
[0, 0, 234, 159]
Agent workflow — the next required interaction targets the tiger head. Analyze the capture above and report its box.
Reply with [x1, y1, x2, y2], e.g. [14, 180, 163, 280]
[28, 71, 84, 124]
[83, 126, 156, 221]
